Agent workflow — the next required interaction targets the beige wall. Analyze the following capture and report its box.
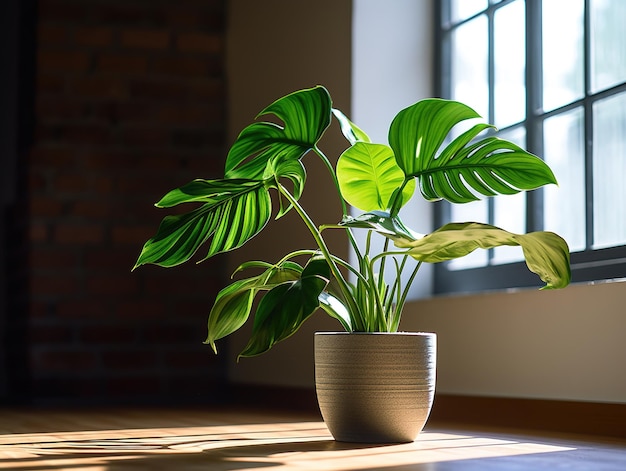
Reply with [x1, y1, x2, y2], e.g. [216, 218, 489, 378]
[225, 0, 626, 405]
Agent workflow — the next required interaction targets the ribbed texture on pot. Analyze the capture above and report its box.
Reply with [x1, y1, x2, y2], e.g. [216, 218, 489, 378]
[315, 332, 436, 443]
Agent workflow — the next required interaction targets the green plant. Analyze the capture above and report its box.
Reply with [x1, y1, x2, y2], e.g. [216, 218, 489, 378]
[133, 86, 570, 359]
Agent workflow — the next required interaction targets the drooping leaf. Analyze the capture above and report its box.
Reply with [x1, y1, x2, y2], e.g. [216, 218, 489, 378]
[388, 99, 557, 204]
[205, 261, 304, 353]
[332, 108, 371, 145]
[238, 256, 331, 358]
[225, 86, 332, 179]
[337, 142, 415, 211]
[133, 180, 271, 268]
[393, 222, 571, 289]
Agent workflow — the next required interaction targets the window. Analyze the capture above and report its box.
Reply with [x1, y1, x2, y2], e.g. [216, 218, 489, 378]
[435, 0, 626, 294]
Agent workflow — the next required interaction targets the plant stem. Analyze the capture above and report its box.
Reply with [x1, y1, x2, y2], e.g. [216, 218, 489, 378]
[277, 182, 363, 330]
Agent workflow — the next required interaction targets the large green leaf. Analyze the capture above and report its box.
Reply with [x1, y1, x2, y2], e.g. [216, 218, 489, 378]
[204, 261, 303, 353]
[225, 86, 332, 179]
[238, 257, 331, 358]
[388, 99, 557, 204]
[337, 142, 416, 212]
[133, 179, 271, 268]
[393, 222, 571, 289]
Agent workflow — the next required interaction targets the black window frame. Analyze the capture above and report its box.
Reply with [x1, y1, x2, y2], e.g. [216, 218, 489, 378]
[435, 0, 626, 295]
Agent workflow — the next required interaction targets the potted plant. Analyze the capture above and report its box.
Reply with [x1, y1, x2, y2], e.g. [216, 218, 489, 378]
[133, 86, 570, 443]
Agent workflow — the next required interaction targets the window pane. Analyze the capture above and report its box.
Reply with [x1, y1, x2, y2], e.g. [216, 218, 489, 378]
[493, 126, 527, 264]
[449, 200, 488, 269]
[450, 0, 487, 23]
[543, 108, 586, 251]
[494, 0, 526, 127]
[542, 0, 584, 111]
[451, 15, 489, 119]
[593, 92, 626, 248]
[590, 0, 626, 93]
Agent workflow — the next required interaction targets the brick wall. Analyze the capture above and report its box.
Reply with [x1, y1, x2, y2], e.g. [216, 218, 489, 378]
[24, 0, 228, 405]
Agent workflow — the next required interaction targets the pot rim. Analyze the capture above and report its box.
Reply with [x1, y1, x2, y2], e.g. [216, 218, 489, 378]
[315, 331, 435, 336]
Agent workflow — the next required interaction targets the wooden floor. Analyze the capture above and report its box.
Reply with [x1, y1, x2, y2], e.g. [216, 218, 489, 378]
[0, 407, 625, 470]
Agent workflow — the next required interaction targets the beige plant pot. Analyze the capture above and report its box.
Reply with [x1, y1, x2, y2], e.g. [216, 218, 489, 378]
[314, 331, 436, 443]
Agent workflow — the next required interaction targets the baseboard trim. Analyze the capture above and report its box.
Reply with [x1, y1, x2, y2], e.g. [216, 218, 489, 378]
[428, 394, 626, 439]
[227, 384, 626, 439]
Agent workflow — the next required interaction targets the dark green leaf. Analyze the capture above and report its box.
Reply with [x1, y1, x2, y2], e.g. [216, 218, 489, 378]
[388, 99, 557, 203]
[205, 261, 304, 353]
[134, 180, 271, 268]
[238, 257, 331, 358]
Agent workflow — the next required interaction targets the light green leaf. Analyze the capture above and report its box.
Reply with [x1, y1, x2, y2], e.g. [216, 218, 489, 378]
[225, 86, 332, 179]
[394, 222, 571, 289]
[337, 142, 415, 211]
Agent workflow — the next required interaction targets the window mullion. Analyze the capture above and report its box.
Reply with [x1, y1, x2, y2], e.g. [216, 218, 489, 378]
[524, 0, 543, 233]
[583, 0, 594, 249]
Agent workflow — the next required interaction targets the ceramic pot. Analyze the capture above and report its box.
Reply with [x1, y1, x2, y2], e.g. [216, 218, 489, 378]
[314, 331, 436, 443]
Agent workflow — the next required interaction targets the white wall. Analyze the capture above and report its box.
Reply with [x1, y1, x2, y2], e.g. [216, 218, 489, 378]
[225, 0, 626, 405]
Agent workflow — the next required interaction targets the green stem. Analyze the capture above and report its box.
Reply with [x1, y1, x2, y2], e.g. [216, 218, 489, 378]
[277, 182, 363, 330]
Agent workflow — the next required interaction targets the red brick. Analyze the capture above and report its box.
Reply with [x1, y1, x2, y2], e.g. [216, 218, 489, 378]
[118, 126, 171, 148]
[69, 201, 112, 220]
[112, 226, 158, 245]
[176, 32, 222, 54]
[102, 350, 157, 370]
[96, 53, 148, 74]
[129, 78, 187, 101]
[120, 29, 170, 50]
[80, 325, 137, 344]
[36, 98, 86, 120]
[38, 50, 91, 73]
[74, 26, 114, 47]
[86, 248, 138, 271]
[115, 300, 166, 318]
[29, 223, 49, 243]
[105, 377, 161, 396]
[37, 74, 66, 95]
[30, 197, 64, 218]
[54, 224, 104, 244]
[30, 275, 77, 296]
[150, 57, 209, 77]
[71, 76, 128, 99]
[53, 174, 113, 194]
[30, 325, 74, 344]
[38, 0, 88, 22]
[163, 349, 213, 369]
[32, 349, 98, 372]
[29, 147, 75, 168]
[87, 275, 138, 296]
[30, 248, 78, 270]
[58, 300, 108, 318]
[38, 24, 69, 45]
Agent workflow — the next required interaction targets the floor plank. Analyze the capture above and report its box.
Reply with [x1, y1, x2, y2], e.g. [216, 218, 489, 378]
[0, 408, 624, 470]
